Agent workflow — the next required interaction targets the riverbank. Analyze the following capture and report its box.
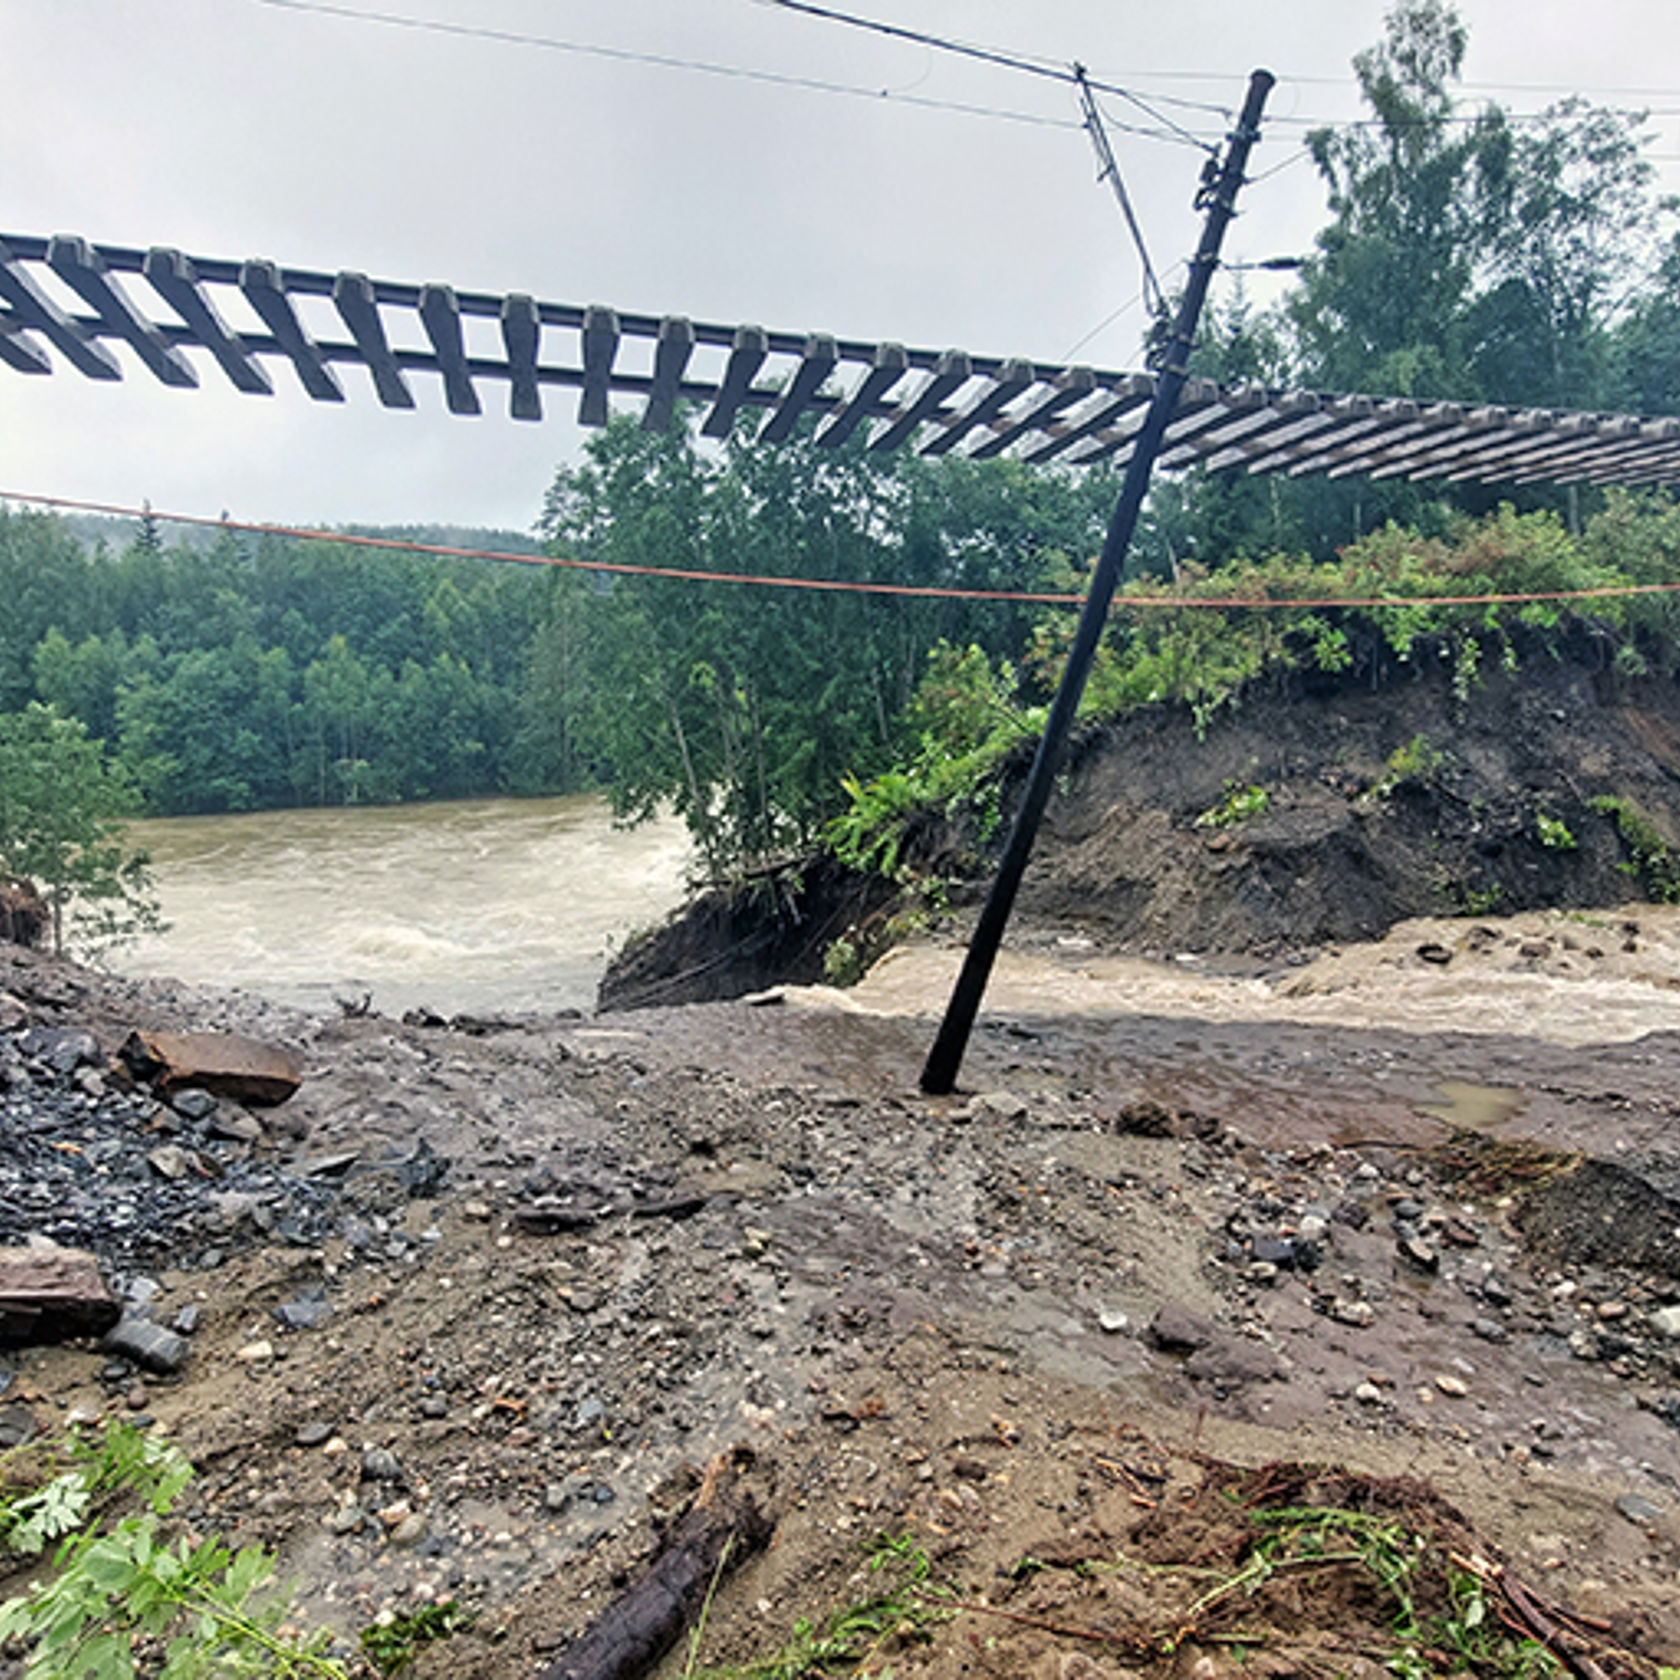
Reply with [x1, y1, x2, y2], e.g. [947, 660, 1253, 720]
[2, 926, 1678, 1677]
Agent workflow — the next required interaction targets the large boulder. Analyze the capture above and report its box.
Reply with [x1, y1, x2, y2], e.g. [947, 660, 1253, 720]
[120, 1029, 304, 1107]
[0, 1245, 120, 1345]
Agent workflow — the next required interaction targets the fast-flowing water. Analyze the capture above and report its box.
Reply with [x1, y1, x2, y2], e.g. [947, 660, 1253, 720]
[109, 796, 692, 1017]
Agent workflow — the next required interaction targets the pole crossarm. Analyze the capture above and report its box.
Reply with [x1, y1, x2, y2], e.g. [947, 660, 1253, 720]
[3, 230, 1678, 487]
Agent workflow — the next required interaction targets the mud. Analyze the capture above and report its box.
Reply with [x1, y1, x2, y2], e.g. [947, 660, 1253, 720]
[2, 927, 1679, 1678]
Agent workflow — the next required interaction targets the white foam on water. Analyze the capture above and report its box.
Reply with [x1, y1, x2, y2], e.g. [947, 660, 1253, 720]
[111, 794, 692, 1015]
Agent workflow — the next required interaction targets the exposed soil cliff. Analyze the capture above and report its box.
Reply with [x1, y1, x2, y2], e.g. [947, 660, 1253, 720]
[603, 643, 1680, 1008]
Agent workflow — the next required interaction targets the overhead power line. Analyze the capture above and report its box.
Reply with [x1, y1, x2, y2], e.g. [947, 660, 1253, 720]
[761, 0, 1223, 152]
[13, 491, 1680, 616]
[1074, 66, 1163, 317]
[250, 0, 1082, 132]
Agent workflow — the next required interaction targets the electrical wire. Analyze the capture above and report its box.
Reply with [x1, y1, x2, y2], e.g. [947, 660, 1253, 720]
[759, 0, 1224, 152]
[250, 0, 1082, 131]
[1, 490, 1089, 605]
[12, 490, 1680, 615]
[1059, 261, 1186, 362]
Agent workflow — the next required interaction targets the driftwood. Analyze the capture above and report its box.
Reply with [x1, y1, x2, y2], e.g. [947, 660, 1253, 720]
[539, 1449, 772, 1680]
[0, 1245, 120, 1345]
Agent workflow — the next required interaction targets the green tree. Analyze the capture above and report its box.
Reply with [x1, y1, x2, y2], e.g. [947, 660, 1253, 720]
[1289, 0, 1492, 400]
[0, 703, 161, 955]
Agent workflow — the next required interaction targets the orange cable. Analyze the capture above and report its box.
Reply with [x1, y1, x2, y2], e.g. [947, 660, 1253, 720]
[8, 488, 1680, 613]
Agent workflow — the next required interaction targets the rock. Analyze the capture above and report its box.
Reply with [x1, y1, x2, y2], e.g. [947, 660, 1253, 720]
[147, 1145, 193, 1182]
[208, 1111, 264, 1145]
[362, 1447, 403, 1483]
[101, 1315, 189, 1375]
[0, 1400, 39, 1448]
[0, 1244, 121, 1344]
[298, 1152, 359, 1179]
[1331, 1298, 1376, 1328]
[1615, 1493, 1661, 1525]
[1148, 1304, 1216, 1353]
[119, 1030, 303, 1107]
[0, 992, 28, 1033]
[1353, 1382, 1384, 1405]
[1469, 1317, 1509, 1344]
[1095, 1307, 1129, 1334]
[235, 1339, 275, 1364]
[20, 1027, 103, 1075]
[1416, 942, 1453, 965]
[172, 1304, 201, 1336]
[1398, 1236, 1440, 1273]
[273, 1297, 331, 1332]
[1650, 1304, 1680, 1340]
[1433, 1374, 1470, 1397]
[1479, 1273, 1513, 1307]
[1114, 1099, 1175, 1137]
[295, 1421, 335, 1448]
[967, 1091, 1029, 1122]
[398, 1139, 449, 1198]
[125, 1276, 160, 1309]
[171, 1089, 219, 1122]
[1184, 1337, 1286, 1385]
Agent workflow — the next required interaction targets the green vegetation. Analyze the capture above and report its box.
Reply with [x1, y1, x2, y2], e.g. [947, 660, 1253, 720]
[360, 1601, 476, 1675]
[0, 702, 160, 955]
[1535, 810, 1577, 850]
[689, 1504, 1572, 1680]
[1591, 794, 1680, 900]
[1195, 781, 1270, 829]
[690, 1531, 954, 1680]
[6, 4, 1680, 898]
[1371, 734, 1448, 801]
[0, 1423, 346, 1680]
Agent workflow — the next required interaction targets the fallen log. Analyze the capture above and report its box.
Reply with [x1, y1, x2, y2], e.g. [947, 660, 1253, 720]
[539, 1448, 773, 1680]
[0, 1245, 120, 1345]
[119, 1029, 303, 1106]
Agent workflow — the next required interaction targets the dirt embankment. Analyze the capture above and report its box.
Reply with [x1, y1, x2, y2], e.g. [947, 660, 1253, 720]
[603, 644, 1680, 1009]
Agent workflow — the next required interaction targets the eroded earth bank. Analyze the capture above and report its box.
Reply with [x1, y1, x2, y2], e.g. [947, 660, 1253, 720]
[3, 902, 1680, 1679]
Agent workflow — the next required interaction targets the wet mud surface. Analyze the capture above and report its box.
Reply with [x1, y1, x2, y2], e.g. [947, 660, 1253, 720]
[2, 929, 1679, 1677]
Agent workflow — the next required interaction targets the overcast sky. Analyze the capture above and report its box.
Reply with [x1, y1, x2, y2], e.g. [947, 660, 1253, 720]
[3, 0, 1677, 534]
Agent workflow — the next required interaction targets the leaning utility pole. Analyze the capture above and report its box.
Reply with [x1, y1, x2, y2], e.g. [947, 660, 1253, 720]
[920, 69, 1275, 1096]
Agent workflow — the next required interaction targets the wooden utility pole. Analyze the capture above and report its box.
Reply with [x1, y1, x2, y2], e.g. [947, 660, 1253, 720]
[920, 69, 1276, 1096]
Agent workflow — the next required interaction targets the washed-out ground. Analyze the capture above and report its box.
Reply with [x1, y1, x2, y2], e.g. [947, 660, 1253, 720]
[3, 905, 1680, 1677]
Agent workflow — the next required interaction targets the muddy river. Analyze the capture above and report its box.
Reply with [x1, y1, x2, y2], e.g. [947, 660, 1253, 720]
[110, 795, 692, 1017]
[105, 789, 1680, 1050]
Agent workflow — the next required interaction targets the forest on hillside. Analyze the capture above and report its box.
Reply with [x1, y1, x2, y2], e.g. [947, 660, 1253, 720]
[6, 0, 1680, 896]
